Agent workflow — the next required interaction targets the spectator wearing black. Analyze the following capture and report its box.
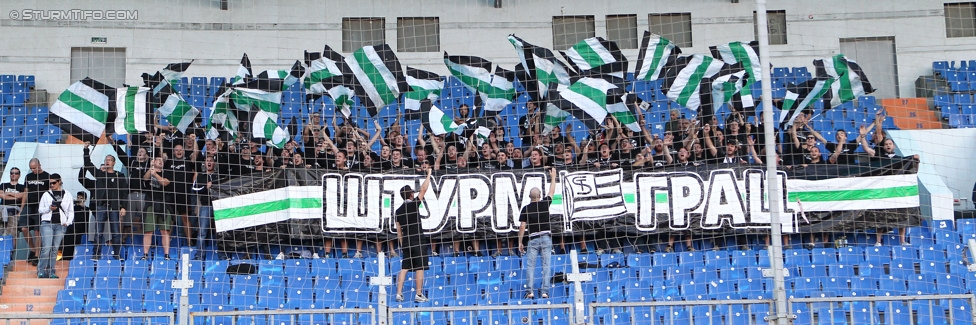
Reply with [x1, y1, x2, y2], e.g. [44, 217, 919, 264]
[36, 173, 72, 279]
[1, 168, 25, 238]
[388, 150, 413, 171]
[394, 168, 433, 303]
[673, 147, 701, 167]
[118, 146, 152, 239]
[63, 191, 92, 260]
[518, 167, 557, 299]
[80, 145, 128, 260]
[143, 156, 173, 260]
[859, 114, 917, 246]
[192, 155, 219, 260]
[705, 126, 748, 165]
[168, 143, 197, 247]
[21, 158, 50, 266]
[826, 129, 859, 165]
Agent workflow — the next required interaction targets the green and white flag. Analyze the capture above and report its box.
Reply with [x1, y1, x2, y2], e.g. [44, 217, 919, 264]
[634, 31, 680, 81]
[443, 53, 494, 96]
[814, 54, 875, 106]
[782, 77, 835, 125]
[542, 103, 571, 135]
[562, 37, 627, 78]
[48, 78, 114, 143]
[252, 109, 290, 148]
[256, 60, 304, 91]
[662, 54, 726, 112]
[231, 88, 282, 115]
[606, 93, 640, 132]
[160, 61, 193, 87]
[304, 50, 345, 95]
[113, 86, 150, 135]
[205, 87, 238, 140]
[481, 66, 516, 112]
[214, 186, 323, 232]
[231, 53, 252, 86]
[508, 35, 573, 101]
[710, 41, 761, 109]
[422, 101, 458, 135]
[158, 92, 200, 134]
[558, 77, 617, 124]
[710, 70, 747, 109]
[404, 68, 443, 112]
[345, 44, 409, 115]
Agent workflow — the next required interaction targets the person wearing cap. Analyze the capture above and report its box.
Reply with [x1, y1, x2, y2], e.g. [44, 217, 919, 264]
[518, 167, 557, 299]
[394, 168, 433, 303]
[705, 125, 748, 165]
[36, 173, 73, 278]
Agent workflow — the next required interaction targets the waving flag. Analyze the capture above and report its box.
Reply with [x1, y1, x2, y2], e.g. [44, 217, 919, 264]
[661, 54, 727, 113]
[205, 86, 239, 141]
[256, 60, 304, 91]
[49, 78, 114, 143]
[549, 78, 628, 131]
[508, 35, 574, 101]
[253, 109, 290, 148]
[542, 103, 571, 135]
[561, 37, 628, 78]
[304, 46, 345, 95]
[710, 41, 761, 110]
[231, 78, 284, 115]
[710, 69, 748, 111]
[444, 53, 494, 95]
[634, 32, 681, 82]
[814, 54, 875, 106]
[345, 44, 409, 116]
[421, 100, 458, 136]
[231, 53, 252, 86]
[114, 86, 151, 135]
[156, 84, 200, 135]
[783, 77, 835, 126]
[481, 66, 516, 112]
[160, 61, 193, 87]
[403, 67, 443, 112]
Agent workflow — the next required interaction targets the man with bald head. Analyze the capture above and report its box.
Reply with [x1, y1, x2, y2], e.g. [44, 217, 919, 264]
[21, 158, 49, 266]
[518, 167, 557, 299]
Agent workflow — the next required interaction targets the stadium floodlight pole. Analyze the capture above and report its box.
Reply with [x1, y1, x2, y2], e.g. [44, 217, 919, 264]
[756, 1, 790, 325]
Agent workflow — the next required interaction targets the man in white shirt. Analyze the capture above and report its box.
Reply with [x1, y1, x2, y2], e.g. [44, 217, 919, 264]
[37, 173, 73, 279]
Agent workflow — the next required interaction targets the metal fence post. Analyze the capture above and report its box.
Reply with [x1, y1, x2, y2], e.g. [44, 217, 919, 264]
[370, 251, 392, 325]
[566, 249, 591, 325]
[173, 253, 195, 325]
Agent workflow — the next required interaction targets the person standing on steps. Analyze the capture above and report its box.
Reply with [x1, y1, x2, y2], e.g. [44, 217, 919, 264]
[21, 158, 50, 266]
[519, 167, 557, 299]
[394, 168, 433, 303]
[80, 144, 128, 260]
[37, 173, 73, 278]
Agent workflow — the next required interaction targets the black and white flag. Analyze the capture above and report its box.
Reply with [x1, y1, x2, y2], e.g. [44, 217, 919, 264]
[562, 169, 627, 221]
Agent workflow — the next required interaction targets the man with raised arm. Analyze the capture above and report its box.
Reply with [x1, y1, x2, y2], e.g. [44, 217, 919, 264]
[394, 168, 433, 303]
[519, 167, 557, 299]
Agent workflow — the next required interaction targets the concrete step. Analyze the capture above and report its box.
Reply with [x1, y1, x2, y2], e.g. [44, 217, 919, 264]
[0, 294, 56, 304]
[0, 302, 55, 313]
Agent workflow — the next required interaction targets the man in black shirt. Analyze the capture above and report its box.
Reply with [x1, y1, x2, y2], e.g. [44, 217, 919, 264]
[144, 157, 174, 260]
[81, 146, 128, 260]
[1, 168, 25, 237]
[21, 158, 49, 266]
[518, 167, 557, 299]
[168, 143, 197, 247]
[825, 129, 859, 165]
[394, 168, 432, 303]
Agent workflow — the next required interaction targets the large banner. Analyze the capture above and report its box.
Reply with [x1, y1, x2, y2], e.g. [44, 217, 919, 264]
[213, 161, 920, 237]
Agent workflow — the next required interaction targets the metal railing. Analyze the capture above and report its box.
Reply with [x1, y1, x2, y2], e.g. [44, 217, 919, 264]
[588, 300, 775, 325]
[789, 294, 976, 325]
[0, 312, 175, 325]
[188, 308, 375, 325]
[389, 303, 574, 325]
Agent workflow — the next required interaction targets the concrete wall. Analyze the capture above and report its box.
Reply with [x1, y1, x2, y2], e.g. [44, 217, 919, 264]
[0, 0, 972, 99]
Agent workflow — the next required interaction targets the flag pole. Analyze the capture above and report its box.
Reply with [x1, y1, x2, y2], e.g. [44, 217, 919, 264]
[756, 1, 790, 325]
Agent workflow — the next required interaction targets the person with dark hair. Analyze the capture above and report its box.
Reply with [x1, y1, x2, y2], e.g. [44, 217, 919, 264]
[21, 158, 49, 266]
[62, 191, 92, 260]
[192, 155, 219, 260]
[394, 168, 433, 303]
[168, 143, 197, 247]
[143, 156, 174, 260]
[80, 145, 128, 260]
[1, 168, 25, 238]
[518, 167, 557, 299]
[37, 173, 73, 278]
[116, 145, 152, 245]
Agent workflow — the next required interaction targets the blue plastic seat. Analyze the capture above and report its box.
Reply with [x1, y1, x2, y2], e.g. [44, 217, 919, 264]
[115, 289, 144, 313]
[653, 253, 677, 267]
[229, 274, 259, 310]
[54, 289, 86, 313]
[836, 246, 863, 265]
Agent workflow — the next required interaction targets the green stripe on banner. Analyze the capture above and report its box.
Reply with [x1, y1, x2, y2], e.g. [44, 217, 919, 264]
[59, 90, 108, 123]
[678, 57, 713, 106]
[215, 198, 322, 221]
[573, 41, 606, 68]
[124, 87, 139, 133]
[729, 43, 755, 82]
[833, 55, 854, 102]
[656, 193, 668, 204]
[384, 198, 391, 208]
[552, 194, 562, 205]
[788, 185, 918, 203]
[354, 50, 397, 106]
[645, 38, 669, 80]
[568, 81, 607, 108]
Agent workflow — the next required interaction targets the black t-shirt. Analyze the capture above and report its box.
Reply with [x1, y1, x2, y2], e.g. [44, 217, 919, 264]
[194, 172, 218, 206]
[47, 189, 65, 224]
[128, 159, 151, 192]
[825, 142, 859, 165]
[519, 196, 552, 237]
[1, 183, 25, 206]
[395, 200, 425, 246]
[782, 144, 806, 166]
[147, 169, 176, 203]
[24, 171, 50, 210]
[707, 148, 746, 165]
[486, 160, 513, 171]
[167, 157, 195, 193]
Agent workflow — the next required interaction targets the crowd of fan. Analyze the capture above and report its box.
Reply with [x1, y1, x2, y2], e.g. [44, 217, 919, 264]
[0, 102, 917, 271]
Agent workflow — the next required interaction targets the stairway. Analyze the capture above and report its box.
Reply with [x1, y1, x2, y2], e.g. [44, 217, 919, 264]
[0, 260, 68, 322]
[879, 98, 942, 129]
